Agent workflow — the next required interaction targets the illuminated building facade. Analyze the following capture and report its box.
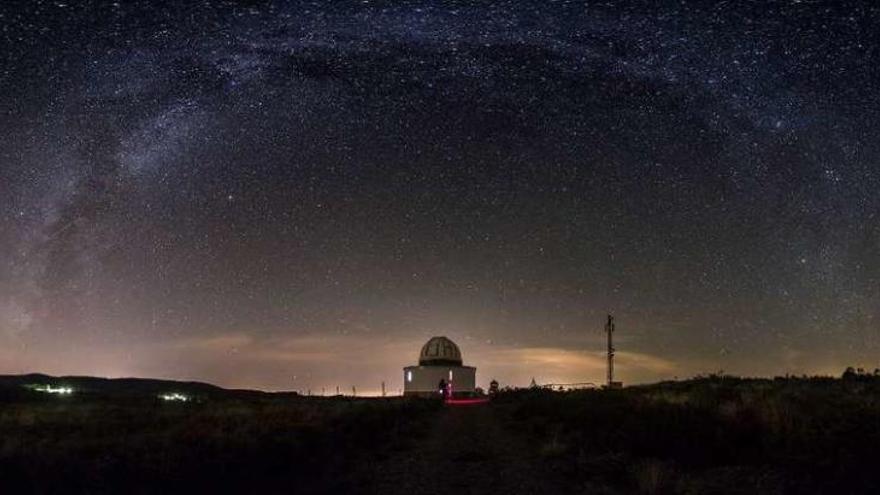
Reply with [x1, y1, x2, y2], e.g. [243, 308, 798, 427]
[403, 336, 476, 397]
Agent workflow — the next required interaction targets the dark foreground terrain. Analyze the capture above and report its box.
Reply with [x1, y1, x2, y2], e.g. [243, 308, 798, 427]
[2, 374, 880, 494]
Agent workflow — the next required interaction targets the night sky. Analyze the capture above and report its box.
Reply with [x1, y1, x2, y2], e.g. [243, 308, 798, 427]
[2, 1, 879, 393]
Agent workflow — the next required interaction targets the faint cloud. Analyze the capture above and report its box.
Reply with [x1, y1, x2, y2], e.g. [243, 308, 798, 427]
[166, 333, 680, 390]
[162, 332, 426, 390]
[478, 345, 677, 386]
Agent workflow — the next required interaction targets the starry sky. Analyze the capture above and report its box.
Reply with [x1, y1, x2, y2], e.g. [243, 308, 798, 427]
[1, 0, 879, 393]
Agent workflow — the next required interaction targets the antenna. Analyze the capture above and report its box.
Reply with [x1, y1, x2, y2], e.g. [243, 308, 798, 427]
[606, 314, 615, 387]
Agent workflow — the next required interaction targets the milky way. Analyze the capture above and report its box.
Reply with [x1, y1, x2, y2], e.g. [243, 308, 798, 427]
[1, 1, 879, 391]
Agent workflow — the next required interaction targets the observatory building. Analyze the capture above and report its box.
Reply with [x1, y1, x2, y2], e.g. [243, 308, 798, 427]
[403, 336, 476, 397]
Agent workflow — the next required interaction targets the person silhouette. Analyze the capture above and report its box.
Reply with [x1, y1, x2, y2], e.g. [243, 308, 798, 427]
[489, 379, 499, 396]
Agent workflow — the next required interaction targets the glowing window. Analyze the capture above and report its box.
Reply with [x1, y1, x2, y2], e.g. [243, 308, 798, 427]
[406, 370, 413, 382]
[448, 370, 453, 380]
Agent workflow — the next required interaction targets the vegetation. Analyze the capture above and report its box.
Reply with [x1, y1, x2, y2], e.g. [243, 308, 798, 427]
[0, 377, 439, 494]
[493, 374, 880, 494]
[3, 373, 880, 493]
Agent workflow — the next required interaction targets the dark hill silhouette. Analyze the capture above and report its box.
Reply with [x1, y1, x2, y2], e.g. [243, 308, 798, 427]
[3, 374, 880, 493]
[0, 373, 297, 400]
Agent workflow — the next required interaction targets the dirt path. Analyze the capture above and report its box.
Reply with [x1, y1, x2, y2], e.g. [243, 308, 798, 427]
[365, 403, 574, 495]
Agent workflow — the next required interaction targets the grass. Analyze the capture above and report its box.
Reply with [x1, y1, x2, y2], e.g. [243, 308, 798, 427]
[492, 375, 880, 494]
[0, 390, 439, 494]
[3, 375, 880, 494]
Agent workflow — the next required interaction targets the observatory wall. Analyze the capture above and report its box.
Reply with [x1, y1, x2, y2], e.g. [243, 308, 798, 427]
[403, 365, 476, 397]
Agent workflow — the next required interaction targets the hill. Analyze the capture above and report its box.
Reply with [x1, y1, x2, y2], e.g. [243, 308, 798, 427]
[2, 374, 880, 494]
[0, 373, 300, 401]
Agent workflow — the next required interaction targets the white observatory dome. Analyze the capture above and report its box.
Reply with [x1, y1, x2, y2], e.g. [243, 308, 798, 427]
[419, 336, 463, 366]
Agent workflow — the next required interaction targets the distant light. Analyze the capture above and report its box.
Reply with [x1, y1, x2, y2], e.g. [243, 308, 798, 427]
[26, 384, 73, 395]
[159, 393, 189, 402]
[406, 370, 412, 382]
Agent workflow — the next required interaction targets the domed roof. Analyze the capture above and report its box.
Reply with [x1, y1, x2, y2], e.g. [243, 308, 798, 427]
[419, 336, 463, 366]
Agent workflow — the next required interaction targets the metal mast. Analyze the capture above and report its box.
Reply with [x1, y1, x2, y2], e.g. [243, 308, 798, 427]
[606, 314, 615, 387]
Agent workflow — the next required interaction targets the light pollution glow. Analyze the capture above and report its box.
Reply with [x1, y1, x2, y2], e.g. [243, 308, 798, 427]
[0, 330, 860, 395]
